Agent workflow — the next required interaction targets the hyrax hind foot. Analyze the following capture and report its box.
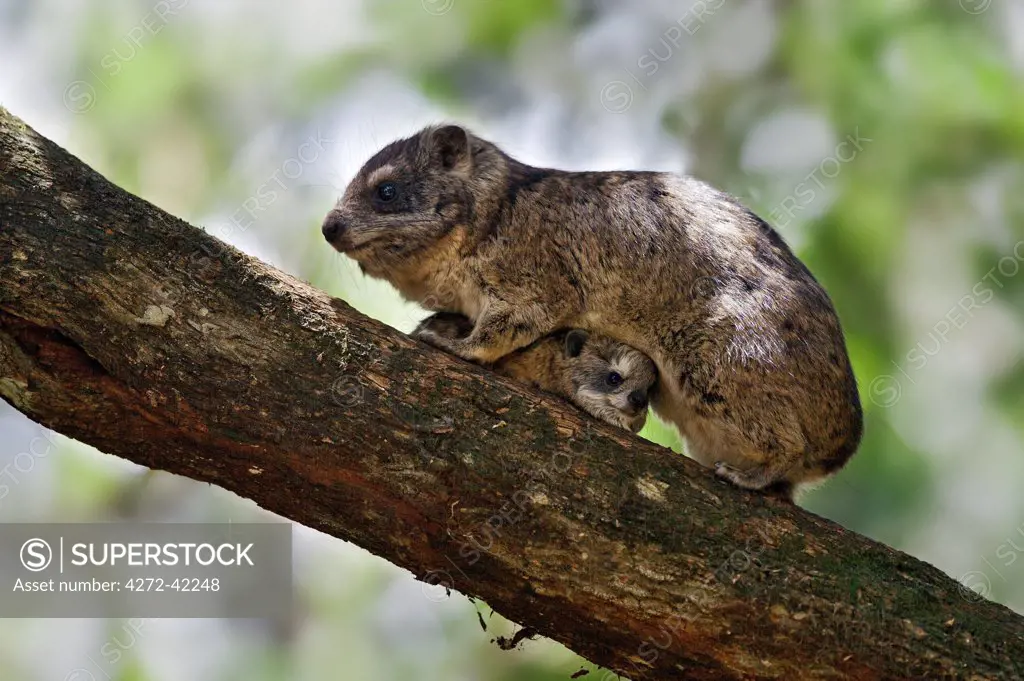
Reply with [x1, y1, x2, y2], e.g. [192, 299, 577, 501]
[714, 462, 794, 502]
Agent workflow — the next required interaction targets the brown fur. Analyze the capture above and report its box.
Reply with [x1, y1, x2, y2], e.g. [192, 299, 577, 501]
[323, 125, 864, 499]
[414, 313, 657, 433]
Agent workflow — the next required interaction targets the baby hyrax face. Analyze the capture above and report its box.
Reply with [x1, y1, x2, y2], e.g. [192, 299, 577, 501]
[562, 330, 657, 433]
[412, 313, 657, 434]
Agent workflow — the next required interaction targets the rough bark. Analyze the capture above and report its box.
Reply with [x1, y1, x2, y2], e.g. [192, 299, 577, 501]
[0, 106, 1021, 681]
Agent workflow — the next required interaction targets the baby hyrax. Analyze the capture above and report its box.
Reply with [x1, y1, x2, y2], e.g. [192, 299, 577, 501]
[323, 124, 863, 499]
[414, 312, 657, 433]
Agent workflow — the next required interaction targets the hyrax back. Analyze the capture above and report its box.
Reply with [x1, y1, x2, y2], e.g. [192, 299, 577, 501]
[414, 313, 656, 433]
[324, 125, 863, 499]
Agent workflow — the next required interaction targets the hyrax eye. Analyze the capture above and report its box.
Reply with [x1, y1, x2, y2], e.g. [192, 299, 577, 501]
[606, 372, 623, 387]
[375, 181, 398, 203]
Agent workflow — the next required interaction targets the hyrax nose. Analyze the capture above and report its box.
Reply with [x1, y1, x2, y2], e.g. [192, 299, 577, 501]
[628, 390, 648, 411]
[321, 210, 347, 242]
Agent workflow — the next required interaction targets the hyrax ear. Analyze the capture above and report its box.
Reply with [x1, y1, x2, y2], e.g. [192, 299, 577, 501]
[429, 125, 471, 172]
[564, 329, 588, 358]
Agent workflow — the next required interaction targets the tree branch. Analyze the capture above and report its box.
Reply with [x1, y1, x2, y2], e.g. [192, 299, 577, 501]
[0, 107, 1020, 680]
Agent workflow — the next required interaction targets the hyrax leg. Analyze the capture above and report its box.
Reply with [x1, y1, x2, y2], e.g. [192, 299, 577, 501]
[413, 300, 553, 363]
[684, 388, 807, 499]
[708, 430, 804, 499]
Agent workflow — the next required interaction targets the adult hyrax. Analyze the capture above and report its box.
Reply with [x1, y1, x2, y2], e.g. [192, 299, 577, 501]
[323, 124, 863, 499]
[415, 312, 657, 433]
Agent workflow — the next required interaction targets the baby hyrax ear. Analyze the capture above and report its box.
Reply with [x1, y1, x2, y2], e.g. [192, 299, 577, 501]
[429, 125, 471, 172]
[564, 329, 589, 358]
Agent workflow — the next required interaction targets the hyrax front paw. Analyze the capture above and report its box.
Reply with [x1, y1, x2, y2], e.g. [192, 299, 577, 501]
[412, 325, 464, 356]
[413, 312, 474, 341]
